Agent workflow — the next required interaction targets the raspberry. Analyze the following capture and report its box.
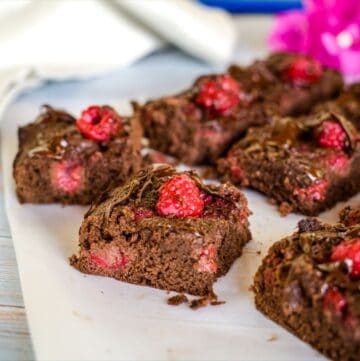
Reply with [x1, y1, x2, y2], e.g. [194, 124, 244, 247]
[196, 75, 241, 114]
[284, 57, 323, 86]
[52, 160, 83, 193]
[321, 152, 349, 173]
[77, 105, 122, 142]
[156, 175, 204, 218]
[323, 287, 347, 314]
[293, 179, 328, 202]
[197, 246, 218, 273]
[134, 208, 154, 221]
[315, 120, 347, 150]
[89, 245, 128, 270]
[331, 238, 360, 278]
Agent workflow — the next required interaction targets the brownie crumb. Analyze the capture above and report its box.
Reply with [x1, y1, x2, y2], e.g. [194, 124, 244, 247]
[267, 335, 279, 342]
[189, 297, 211, 310]
[210, 300, 226, 306]
[188, 291, 224, 310]
[167, 294, 189, 306]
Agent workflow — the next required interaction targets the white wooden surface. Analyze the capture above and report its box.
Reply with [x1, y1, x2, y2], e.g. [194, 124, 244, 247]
[0, 16, 272, 360]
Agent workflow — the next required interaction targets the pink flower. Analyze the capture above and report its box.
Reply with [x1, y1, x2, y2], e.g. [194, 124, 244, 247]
[268, 0, 360, 82]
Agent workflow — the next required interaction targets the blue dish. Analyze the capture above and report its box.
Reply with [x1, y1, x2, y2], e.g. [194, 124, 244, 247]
[199, 0, 303, 13]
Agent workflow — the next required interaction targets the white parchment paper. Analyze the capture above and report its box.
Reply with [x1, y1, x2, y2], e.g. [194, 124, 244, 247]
[1, 53, 358, 361]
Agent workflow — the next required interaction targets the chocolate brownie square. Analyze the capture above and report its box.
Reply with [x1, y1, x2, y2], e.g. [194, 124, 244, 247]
[253, 211, 360, 361]
[218, 111, 360, 216]
[70, 166, 251, 296]
[13, 105, 142, 204]
[139, 53, 343, 165]
[137, 74, 267, 165]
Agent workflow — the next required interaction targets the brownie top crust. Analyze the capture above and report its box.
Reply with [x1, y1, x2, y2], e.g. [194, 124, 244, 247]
[86, 165, 250, 227]
[140, 71, 268, 130]
[228, 111, 359, 188]
[15, 105, 136, 164]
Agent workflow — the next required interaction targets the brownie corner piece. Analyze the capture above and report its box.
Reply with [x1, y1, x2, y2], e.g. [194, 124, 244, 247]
[71, 165, 252, 296]
[13, 105, 142, 204]
[219, 111, 360, 216]
[253, 211, 360, 361]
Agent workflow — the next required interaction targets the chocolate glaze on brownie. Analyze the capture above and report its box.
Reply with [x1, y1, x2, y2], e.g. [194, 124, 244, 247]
[13, 106, 142, 204]
[140, 53, 343, 165]
[218, 111, 360, 216]
[70, 166, 252, 296]
[253, 211, 360, 361]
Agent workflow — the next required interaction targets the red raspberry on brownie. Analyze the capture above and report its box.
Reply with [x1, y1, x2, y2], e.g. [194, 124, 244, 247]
[283, 56, 323, 86]
[196, 75, 241, 114]
[71, 166, 251, 296]
[156, 174, 204, 217]
[315, 119, 347, 150]
[77, 105, 122, 142]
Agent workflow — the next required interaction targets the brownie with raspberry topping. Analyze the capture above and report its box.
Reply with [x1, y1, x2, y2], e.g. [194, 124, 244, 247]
[229, 52, 343, 117]
[253, 213, 360, 361]
[218, 111, 360, 216]
[70, 166, 251, 296]
[139, 53, 342, 165]
[13, 105, 142, 204]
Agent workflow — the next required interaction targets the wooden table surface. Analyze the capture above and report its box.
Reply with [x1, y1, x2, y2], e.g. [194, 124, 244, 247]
[0, 175, 34, 360]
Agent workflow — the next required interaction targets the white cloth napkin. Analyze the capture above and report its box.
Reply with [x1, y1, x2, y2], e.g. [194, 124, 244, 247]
[0, 0, 236, 117]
